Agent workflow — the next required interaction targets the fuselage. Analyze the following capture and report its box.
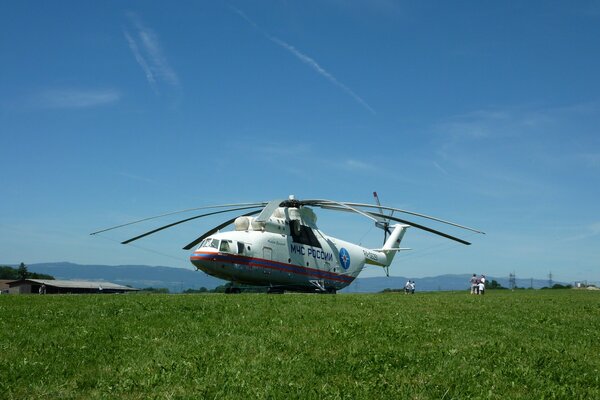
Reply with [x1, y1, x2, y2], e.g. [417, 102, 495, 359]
[190, 230, 376, 292]
[189, 207, 393, 292]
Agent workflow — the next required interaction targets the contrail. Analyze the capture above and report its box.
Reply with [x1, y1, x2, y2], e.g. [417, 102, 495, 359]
[229, 6, 375, 114]
[124, 30, 156, 87]
[124, 12, 180, 90]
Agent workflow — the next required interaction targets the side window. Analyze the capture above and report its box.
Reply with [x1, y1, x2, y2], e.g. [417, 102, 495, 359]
[219, 240, 231, 252]
[305, 227, 321, 248]
[207, 239, 219, 249]
[289, 221, 322, 248]
[237, 242, 245, 254]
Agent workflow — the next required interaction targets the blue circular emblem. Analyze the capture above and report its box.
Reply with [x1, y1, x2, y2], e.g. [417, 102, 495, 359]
[339, 248, 351, 270]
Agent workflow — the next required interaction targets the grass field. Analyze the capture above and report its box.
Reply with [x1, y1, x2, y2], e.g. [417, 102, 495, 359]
[1, 290, 599, 399]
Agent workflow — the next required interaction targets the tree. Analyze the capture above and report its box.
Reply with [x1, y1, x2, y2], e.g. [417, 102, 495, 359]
[140, 287, 170, 294]
[183, 287, 209, 294]
[0, 266, 18, 279]
[17, 263, 28, 280]
[488, 280, 506, 289]
[551, 283, 572, 289]
[0, 266, 54, 280]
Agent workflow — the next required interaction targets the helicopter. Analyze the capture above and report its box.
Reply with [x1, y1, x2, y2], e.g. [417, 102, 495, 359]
[91, 193, 484, 294]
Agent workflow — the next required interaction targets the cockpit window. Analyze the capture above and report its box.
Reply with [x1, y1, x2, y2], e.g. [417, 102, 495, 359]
[206, 238, 219, 249]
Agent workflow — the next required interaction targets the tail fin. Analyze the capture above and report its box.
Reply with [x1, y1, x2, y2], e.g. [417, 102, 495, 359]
[382, 224, 410, 266]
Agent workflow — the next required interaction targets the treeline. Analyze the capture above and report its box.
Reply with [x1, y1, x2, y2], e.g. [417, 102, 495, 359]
[0, 263, 54, 280]
[141, 283, 268, 294]
[140, 286, 216, 294]
[541, 283, 573, 289]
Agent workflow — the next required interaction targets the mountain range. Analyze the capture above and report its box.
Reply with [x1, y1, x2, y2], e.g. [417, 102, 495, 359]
[22, 262, 562, 293]
[26, 262, 222, 293]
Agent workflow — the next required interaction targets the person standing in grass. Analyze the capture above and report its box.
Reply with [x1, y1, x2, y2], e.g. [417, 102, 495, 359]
[478, 275, 486, 295]
[470, 274, 478, 294]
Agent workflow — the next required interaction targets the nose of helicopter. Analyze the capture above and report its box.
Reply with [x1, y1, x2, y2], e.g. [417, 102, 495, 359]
[190, 251, 209, 269]
[190, 251, 221, 276]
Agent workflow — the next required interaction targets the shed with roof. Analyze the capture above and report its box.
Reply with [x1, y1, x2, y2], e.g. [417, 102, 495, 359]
[0, 280, 12, 294]
[7, 279, 138, 294]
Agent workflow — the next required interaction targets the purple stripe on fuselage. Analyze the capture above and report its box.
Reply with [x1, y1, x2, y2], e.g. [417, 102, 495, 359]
[190, 252, 354, 283]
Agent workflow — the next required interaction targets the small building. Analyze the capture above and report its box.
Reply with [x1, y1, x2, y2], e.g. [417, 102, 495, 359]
[7, 279, 139, 294]
[0, 280, 12, 294]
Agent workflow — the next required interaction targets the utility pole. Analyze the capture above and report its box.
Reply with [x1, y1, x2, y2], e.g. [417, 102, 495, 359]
[509, 272, 516, 290]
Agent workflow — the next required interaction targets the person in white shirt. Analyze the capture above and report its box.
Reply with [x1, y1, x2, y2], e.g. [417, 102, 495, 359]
[478, 276, 486, 295]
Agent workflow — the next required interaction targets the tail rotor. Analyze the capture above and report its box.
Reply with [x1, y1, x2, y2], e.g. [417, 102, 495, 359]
[373, 192, 393, 245]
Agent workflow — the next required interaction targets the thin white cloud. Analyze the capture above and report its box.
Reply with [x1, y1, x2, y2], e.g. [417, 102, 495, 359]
[435, 108, 514, 140]
[33, 88, 120, 109]
[433, 161, 449, 175]
[117, 172, 157, 185]
[237, 143, 379, 177]
[229, 6, 375, 114]
[564, 222, 600, 242]
[578, 153, 600, 168]
[124, 30, 156, 87]
[437, 103, 599, 142]
[124, 13, 179, 90]
[257, 143, 312, 156]
[324, 0, 404, 18]
[343, 159, 376, 171]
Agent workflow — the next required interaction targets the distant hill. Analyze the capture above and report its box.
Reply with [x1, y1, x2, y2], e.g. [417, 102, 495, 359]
[25, 262, 562, 293]
[27, 262, 222, 293]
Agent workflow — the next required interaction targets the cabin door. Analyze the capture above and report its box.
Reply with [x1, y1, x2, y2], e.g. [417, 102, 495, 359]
[263, 247, 272, 260]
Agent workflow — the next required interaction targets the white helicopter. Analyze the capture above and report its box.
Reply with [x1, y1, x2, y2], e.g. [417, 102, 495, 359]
[92, 193, 484, 293]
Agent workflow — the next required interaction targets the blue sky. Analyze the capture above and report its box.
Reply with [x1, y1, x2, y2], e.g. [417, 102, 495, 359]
[2, 1, 599, 284]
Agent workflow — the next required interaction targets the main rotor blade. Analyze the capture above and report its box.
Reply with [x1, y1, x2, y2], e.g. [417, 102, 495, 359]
[90, 202, 267, 236]
[305, 199, 473, 244]
[373, 192, 386, 216]
[365, 211, 472, 245]
[301, 199, 379, 223]
[307, 200, 485, 235]
[182, 210, 261, 250]
[121, 206, 262, 245]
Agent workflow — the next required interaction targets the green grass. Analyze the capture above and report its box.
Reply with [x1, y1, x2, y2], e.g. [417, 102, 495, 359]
[1, 290, 599, 399]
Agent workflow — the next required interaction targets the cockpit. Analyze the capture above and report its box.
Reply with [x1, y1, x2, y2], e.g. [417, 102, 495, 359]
[197, 238, 247, 254]
[198, 238, 219, 250]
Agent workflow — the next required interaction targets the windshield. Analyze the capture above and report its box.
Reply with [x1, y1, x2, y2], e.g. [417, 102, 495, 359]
[204, 238, 219, 249]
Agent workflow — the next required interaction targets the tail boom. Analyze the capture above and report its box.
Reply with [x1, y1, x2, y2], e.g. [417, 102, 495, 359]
[366, 224, 410, 268]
